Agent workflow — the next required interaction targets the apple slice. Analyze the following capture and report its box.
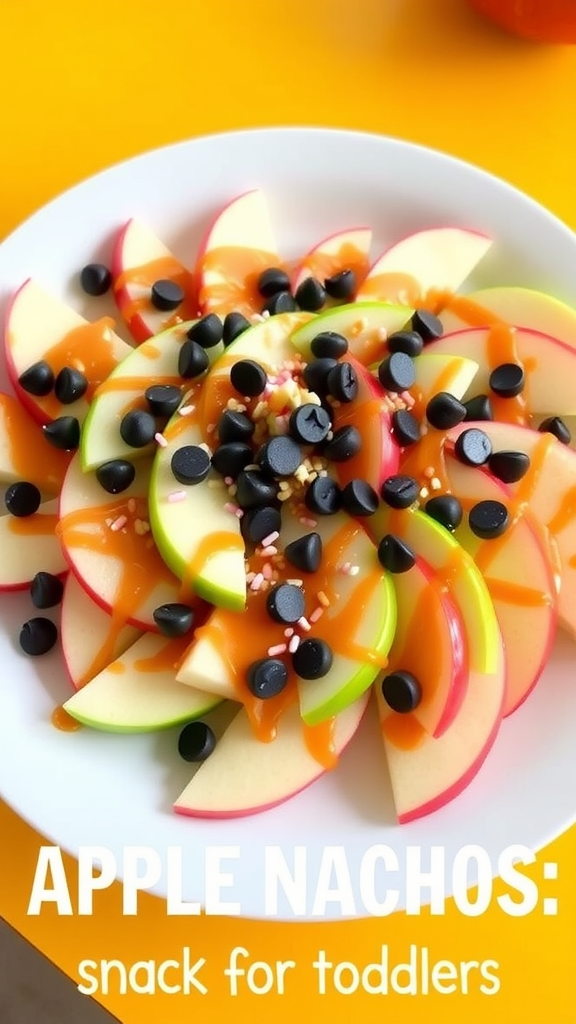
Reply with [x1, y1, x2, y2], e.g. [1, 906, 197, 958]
[0, 499, 67, 590]
[291, 227, 372, 294]
[60, 574, 141, 690]
[174, 693, 369, 819]
[5, 280, 131, 426]
[446, 456, 557, 716]
[426, 325, 576, 417]
[80, 322, 202, 472]
[196, 190, 281, 318]
[290, 301, 412, 366]
[440, 286, 576, 351]
[177, 511, 397, 726]
[356, 227, 492, 309]
[388, 555, 468, 738]
[447, 421, 576, 640]
[369, 507, 501, 676]
[63, 631, 221, 732]
[0, 392, 71, 493]
[111, 219, 198, 343]
[376, 636, 506, 824]
[58, 453, 182, 629]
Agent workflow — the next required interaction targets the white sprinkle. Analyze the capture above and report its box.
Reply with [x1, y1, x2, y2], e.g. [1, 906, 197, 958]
[298, 616, 311, 632]
[261, 530, 280, 548]
[419, 486, 429, 499]
[261, 309, 271, 319]
[348, 565, 360, 576]
[167, 490, 187, 503]
[246, 572, 256, 583]
[198, 442, 212, 454]
[431, 477, 442, 491]
[310, 606, 324, 623]
[250, 572, 264, 591]
[284, 627, 294, 638]
[287, 578, 303, 587]
[110, 515, 127, 532]
[268, 643, 287, 657]
[155, 432, 168, 447]
[261, 545, 278, 557]
[179, 404, 196, 416]
[288, 634, 301, 653]
[127, 499, 136, 513]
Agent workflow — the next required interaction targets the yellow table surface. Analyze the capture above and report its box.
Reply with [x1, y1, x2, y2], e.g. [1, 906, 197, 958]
[1, 2, 576, 1022]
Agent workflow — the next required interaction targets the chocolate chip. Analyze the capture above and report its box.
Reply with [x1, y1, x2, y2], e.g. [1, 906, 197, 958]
[377, 534, 416, 573]
[454, 427, 492, 466]
[381, 475, 419, 509]
[80, 263, 111, 296]
[295, 277, 326, 312]
[246, 658, 289, 699]
[151, 279, 185, 312]
[284, 532, 322, 574]
[18, 360, 54, 397]
[305, 475, 342, 515]
[187, 314, 223, 349]
[469, 500, 509, 540]
[266, 583, 305, 624]
[153, 603, 195, 637]
[391, 409, 420, 447]
[240, 506, 281, 545]
[292, 638, 333, 679]
[171, 445, 211, 485]
[95, 459, 136, 494]
[120, 409, 156, 448]
[489, 363, 525, 398]
[289, 404, 332, 445]
[326, 361, 358, 403]
[54, 366, 88, 405]
[42, 416, 80, 451]
[378, 352, 416, 392]
[223, 311, 251, 346]
[145, 384, 182, 418]
[302, 358, 338, 397]
[236, 469, 278, 509]
[256, 436, 302, 477]
[425, 494, 463, 532]
[538, 416, 571, 445]
[324, 269, 356, 300]
[230, 359, 267, 398]
[463, 394, 494, 421]
[217, 409, 255, 444]
[341, 479, 379, 516]
[178, 721, 216, 762]
[411, 309, 443, 342]
[382, 670, 422, 712]
[387, 330, 424, 358]
[426, 392, 467, 430]
[258, 268, 291, 298]
[322, 425, 361, 462]
[19, 617, 58, 656]
[211, 442, 253, 479]
[488, 450, 530, 484]
[4, 481, 41, 517]
[310, 331, 349, 360]
[178, 338, 209, 379]
[30, 572, 64, 609]
[262, 292, 299, 315]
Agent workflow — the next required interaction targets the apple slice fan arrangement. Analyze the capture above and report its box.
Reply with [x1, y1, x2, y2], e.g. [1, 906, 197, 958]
[3, 187, 576, 824]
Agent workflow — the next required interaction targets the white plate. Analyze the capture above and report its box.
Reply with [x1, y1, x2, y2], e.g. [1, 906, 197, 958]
[1, 128, 576, 920]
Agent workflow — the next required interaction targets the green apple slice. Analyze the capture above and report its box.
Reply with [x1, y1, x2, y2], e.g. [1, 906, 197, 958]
[290, 301, 412, 365]
[63, 631, 222, 732]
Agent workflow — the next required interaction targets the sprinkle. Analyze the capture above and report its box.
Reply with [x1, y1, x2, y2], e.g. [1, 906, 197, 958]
[178, 404, 195, 416]
[284, 627, 295, 638]
[431, 477, 442, 491]
[262, 562, 273, 579]
[419, 486, 429, 499]
[278, 490, 292, 502]
[299, 516, 317, 528]
[261, 309, 271, 319]
[251, 313, 265, 323]
[298, 616, 311, 632]
[235, 508, 244, 518]
[246, 571, 256, 583]
[224, 476, 234, 486]
[250, 572, 264, 591]
[206, 423, 215, 434]
[348, 565, 360, 576]
[134, 519, 151, 536]
[260, 545, 278, 556]
[340, 561, 352, 574]
[198, 442, 212, 454]
[110, 515, 127, 532]
[287, 578, 304, 587]
[377, 326, 388, 341]
[317, 591, 330, 607]
[423, 466, 435, 479]
[267, 642, 287, 657]
[310, 606, 324, 623]
[228, 484, 238, 496]
[288, 634, 301, 653]
[127, 499, 136, 513]
[105, 517, 113, 527]
[155, 431, 168, 447]
[224, 501, 240, 515]
[400, 389, 415, 408]
[261, 530, 280, 548]
[167, 490, 187, 503]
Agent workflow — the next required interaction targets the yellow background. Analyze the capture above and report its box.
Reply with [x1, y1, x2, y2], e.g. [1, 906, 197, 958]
[1, 0, 575, 1021]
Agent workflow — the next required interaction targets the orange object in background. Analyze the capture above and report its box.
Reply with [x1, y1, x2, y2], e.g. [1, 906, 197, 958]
[469, 0, 576, 42]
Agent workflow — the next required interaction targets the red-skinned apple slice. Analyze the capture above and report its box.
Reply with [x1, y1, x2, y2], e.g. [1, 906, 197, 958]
[111, 219, 198, 343]
[5, 280, 131, 426]
[331, 355, 400, 490]
[355, 227, 492, 308]
[376, 637, 506, 824]
[0, 392, 71, 493]
[174, 693, 369, 819]
[388, 555, 468, 738]
[0, 500, 67, 590]
[196, 190, 281, 318]
[60, 574, 141, 691]
[425, 325, 576, 416]
[291, 227, 372, 294]
[58, 453, 183, 629]
[446, 455, 557, 716]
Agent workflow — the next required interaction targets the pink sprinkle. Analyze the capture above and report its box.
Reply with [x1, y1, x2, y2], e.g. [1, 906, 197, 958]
[155, 432, 168, 448]
[224, 476, 234, 486]
[246, 572, 256, 583]
[206, 423, 215, 434]
[310, 606, 324, 623]
[400, 389, 415, 408]
[288, 634, 301, 653]
[167, 490, 187, 503]
[267, 643, 287, 657]
[260, 545, 278, 556]
[262, 563, 273, 580]
[284, 627, 294, 638]
[234, 508, 244, 519]
[250, 572, 264, 591]
[224, 502, 240, 515]
[261, 530, 280, 548]
[299, 516, 317, 528]
[340, 562, 352, 575]
[298, 616, 311, 632]
[110, 515, 127, 532]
